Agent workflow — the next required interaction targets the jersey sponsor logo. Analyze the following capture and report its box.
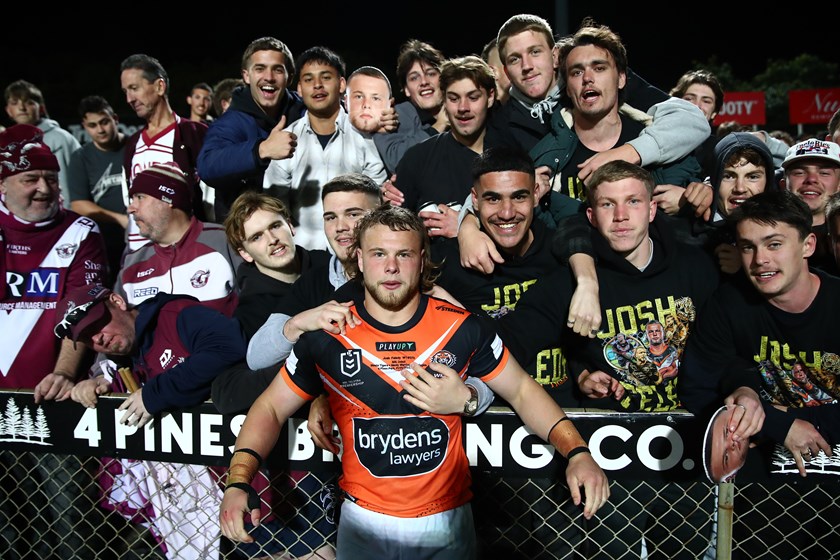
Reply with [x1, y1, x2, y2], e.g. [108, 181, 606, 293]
[6, 269, 61, 298]
[190, 269, 210, 288]
[431, 350, 456, 368]
[375, 342, 416, 352]
[136, 267, 155, 278]
[435, 304, 465, 315]
[134, 287, 159, 298]
[7, 244, 30, 255]
[354, 416, 448, 477]
[55, 243, 78, 259]
[84, 260, 102, 271]
[159, 349, 173, 369]
[340, 349, 361, 377]
[77, 217, 97, 230]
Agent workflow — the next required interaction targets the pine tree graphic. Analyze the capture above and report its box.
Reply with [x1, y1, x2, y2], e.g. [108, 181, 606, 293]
[34, 407, 49, 442]
[3, 399, 22, 439]
[21, 407, 34, 438]
[0, 398, 51, 444]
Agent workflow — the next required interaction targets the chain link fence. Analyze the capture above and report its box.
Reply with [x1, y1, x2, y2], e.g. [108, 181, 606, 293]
[2, 392, 839, 559]
[5, 450, 840, 558]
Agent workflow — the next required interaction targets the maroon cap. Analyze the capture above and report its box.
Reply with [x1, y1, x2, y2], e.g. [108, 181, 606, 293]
[128, 162, 193, 214]
[54, 284, 112, 342]
[0, 124, 60, 179]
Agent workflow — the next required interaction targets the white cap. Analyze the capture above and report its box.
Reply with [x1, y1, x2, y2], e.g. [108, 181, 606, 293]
[782, 138, 840, 168]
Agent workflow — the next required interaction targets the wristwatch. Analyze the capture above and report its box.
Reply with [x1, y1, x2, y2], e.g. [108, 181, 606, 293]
[463, 384, 479, 416]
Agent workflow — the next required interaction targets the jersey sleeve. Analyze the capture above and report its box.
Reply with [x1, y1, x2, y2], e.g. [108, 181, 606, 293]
[465, 315, 509, 383]
[278, 335, 322, 400]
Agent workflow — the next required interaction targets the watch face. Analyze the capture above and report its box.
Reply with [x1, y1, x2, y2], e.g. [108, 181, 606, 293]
[465, 398, 478, 415]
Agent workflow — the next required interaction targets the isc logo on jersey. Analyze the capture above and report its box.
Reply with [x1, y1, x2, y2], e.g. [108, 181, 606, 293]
[354, 416, 449, 477]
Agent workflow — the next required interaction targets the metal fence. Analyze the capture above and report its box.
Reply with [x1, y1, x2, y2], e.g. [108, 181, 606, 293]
[2, 391, 839, 559]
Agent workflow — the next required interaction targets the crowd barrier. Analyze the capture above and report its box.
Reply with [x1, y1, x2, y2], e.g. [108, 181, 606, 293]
[1, 390, 838, 559]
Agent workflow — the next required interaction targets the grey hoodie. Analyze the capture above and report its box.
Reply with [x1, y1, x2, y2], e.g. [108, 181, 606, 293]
[38, 118, 81, 208]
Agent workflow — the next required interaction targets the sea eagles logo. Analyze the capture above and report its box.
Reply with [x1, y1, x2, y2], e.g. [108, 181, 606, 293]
[55, 243, 78, 258]
[431, 350, 457, 368]
[190, 269, 210, 288]
[340, 349, 361, 377]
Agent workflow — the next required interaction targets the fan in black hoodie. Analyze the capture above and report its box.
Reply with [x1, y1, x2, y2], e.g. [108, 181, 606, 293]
[497, 160, 719, 558]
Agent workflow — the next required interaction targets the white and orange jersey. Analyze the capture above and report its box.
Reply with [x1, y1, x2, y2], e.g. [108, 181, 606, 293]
[281, 295, 508, 518]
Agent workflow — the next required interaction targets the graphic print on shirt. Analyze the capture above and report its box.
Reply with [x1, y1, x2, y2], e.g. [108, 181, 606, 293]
[599, 295, 697, 412]
[0, 217, 98, 377]
[754, 342, 840, 408]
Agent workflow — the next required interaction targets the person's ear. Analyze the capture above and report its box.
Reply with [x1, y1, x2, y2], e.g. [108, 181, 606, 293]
[238, 247, 255, 264]
[110, 292, 128, 311]
[803, 232, 817, 259]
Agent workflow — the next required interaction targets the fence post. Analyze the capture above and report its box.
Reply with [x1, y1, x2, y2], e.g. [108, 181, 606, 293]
[716, 482, 734, 560]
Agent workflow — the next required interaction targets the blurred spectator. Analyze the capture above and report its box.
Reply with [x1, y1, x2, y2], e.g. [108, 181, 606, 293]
[186, 82, 214, 124]
[4, 79, 81, 208]
[211, 77, 243, 117]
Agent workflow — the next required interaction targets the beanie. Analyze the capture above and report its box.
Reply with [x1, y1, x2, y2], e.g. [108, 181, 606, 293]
[129, 162, 193, 214]
[0, 124, 60, 179]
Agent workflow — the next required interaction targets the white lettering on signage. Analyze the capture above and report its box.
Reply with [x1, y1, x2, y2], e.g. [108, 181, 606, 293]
[720, 100, 757, 116]
[589, 425, 685, 471]
[809, 92, 840, 115]
[465, 423, 503, 467]
[509, 425, 554, 469]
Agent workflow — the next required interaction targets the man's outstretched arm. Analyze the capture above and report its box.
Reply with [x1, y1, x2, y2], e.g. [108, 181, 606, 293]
[219, 371, 307, 543]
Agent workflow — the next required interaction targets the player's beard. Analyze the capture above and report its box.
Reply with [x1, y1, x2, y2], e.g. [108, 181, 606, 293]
[363, 274, 421, 312]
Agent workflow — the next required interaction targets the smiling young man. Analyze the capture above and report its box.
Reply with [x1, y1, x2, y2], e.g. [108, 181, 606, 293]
[186, 82, 214, 124]
[393, 55, 519, 239]
[197, 37, 306, 222]
[780, 138, 840, 272]
[373, 39, 449, 174]
[496, 160, 719, 558]
[433, 146, 566, 320]
[681, 189, 840, 557]
[219, 204, 609, 559]
[263, 46, 387, 251]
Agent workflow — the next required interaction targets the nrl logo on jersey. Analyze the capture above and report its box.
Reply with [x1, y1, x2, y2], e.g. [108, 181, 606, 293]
[190, 269, 210, 288]
[340, 349, 361, 377]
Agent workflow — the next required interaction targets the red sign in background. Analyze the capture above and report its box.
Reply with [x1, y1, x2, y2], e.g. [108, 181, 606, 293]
[713, 92, 766, 126]
[789, 89, 840, 125]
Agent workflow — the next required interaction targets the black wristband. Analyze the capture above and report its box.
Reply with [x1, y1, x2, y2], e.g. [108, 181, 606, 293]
[566, 446, 590, 461]
[547, 416, 572, 440]
[225, 482, 262, 511]
[233, 447, 263, 467]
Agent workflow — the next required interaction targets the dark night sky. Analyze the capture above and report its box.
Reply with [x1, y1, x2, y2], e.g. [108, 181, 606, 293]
[3, 3, 839, 128]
